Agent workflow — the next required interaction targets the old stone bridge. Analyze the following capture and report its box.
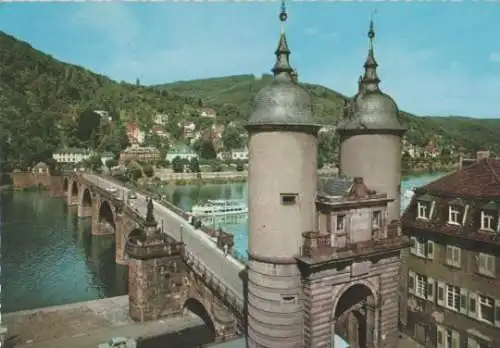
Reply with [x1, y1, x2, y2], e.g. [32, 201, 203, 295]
[62, 172, 246, 341]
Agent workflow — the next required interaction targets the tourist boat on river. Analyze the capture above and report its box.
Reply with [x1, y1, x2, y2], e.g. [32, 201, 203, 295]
[191, 199, 248, 226]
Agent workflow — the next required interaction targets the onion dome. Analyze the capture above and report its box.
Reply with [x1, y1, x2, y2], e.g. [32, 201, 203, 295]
[246, 1, 320, 131]
[337, 20, 405, 134]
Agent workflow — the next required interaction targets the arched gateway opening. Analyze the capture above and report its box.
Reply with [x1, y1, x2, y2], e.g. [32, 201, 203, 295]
[71, 181, 78, 197]
[82, 188, 92, 206]
[63, 178, 68, 191]
[184, 298, 216, 343]
[333, 283, 375, 348]
[98, 200, 116, 232]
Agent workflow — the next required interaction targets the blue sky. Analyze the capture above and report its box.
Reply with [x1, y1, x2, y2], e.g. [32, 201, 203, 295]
[1, 2, 500, 118]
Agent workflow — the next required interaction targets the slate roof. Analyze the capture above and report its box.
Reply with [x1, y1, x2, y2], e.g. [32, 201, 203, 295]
[419, 158, 500, 198]
[402, 159, 500, 246]
[320, 176, 353, 196]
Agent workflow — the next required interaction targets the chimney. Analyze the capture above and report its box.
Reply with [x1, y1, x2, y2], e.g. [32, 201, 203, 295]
[476, 150, 490, 161]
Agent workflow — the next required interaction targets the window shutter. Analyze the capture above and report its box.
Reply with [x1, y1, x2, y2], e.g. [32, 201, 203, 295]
[427, 240, 435, 259]
[495, 298, 500, 328]
[451, 330, 460, 348]
[468, 292, 478, 319]
[467, 337, 478, 348]
[446, 246, 452, 263]
[436, 325, 446, 348]
[430, 200, 436, 218]
[410, 237, 417, 254]
[408, 271, 416, 295]
[437, 281, 446, 307]
[427, 277, 435, 302]
[459, 288, 468, 314]
[454, 248, 461, 267]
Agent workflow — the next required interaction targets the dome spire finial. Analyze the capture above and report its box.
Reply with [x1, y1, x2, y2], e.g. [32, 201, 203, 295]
[272, 0, 294, 80]
[362, 13, 381, 91]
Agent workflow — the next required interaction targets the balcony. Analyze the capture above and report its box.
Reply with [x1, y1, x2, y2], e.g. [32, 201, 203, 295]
[301, 231, 409, 262]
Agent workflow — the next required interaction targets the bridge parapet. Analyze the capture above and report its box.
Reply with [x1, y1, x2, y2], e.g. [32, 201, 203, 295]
[182, 248, 245, 321]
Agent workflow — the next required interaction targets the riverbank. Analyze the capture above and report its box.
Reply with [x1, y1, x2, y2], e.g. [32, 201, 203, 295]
[4, 296, 202, 348]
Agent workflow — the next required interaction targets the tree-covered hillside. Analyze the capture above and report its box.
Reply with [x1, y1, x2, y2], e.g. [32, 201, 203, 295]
[1, 30, 499, 171]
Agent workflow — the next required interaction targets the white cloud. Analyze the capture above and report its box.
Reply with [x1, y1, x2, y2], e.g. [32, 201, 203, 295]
[303, 27, 318, 36]
[488, 52, 500, 63]
[70, 3, 140, 49]
[308, 42, 500, 117]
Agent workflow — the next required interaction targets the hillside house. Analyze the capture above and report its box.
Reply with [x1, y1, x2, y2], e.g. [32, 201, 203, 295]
[126, 122, 145, 145]
[178, 121, 196, 138]
[31, 162, 50, 175]
[199, 108, 217, 119]
[165, 144, 198, 163]
[120, 146, 160, 164]
[52, 148, 94, 164]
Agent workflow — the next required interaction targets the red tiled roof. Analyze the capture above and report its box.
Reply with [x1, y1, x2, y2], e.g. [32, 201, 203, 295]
[422, 158, 500, 198]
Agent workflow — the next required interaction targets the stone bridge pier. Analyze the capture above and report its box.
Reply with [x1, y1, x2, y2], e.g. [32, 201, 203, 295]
[64, 178, 80, 206]
[63, 174, 137, 265]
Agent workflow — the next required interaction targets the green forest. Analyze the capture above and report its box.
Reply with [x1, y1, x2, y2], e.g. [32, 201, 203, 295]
[1, 30, 500, 172]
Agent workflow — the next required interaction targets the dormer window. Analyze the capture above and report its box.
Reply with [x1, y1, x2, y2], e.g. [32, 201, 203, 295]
[448, 206, 461, 225]
[416, 194, 434, 220]
[481, 201, 498, 232]
[481, 211, 495, 231]
[417, 202, 429, 219]
[448, 198, 466, 226]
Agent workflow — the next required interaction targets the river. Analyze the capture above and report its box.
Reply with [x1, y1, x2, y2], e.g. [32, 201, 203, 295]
[1, 172, 447, 313]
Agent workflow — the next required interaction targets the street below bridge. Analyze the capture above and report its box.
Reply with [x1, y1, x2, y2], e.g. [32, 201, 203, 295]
[83, 174, 246, 305]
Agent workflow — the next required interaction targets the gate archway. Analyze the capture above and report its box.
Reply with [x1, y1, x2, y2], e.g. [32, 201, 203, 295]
[81, 188, 92, 206]
[71, 181, 78, 197]
[98, 200, 116, 231]
[332, 283, 376, 348]
[184, 298, 216, 342]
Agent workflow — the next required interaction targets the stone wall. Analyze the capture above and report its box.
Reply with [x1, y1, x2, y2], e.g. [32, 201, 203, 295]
[302, 253, 401, 348]
[129, 254, 187, 322]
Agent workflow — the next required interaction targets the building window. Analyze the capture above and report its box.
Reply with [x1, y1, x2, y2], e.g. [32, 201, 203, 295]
[446, 284, 460, 311]
[477, 253, 495, 277]
[410, 237, 434, 259]
[481, 211, 495, 231]
[468, 337, 488, 348]
[415, 274, 426, 299]
[445, 245, 461, 268]
[280, 193, 297, 205]
[336, 215, 345, 232]
[437, 326, 459, 348]
[417, 202, 429, 219]
[372, 211, 381, 230]
[281, 295, 297, 305]
[448, 206, 461, 225]
[478, 295, 494, 323]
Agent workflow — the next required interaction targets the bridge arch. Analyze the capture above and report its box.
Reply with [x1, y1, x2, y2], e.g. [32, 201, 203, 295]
[184, 298, 216, 342]
[71, 181, 79, 197]
[63, 178, 69, 191]
[332, 282, 377, 348]
[81, 188, 92, 206]
[98, 200, 116, 231]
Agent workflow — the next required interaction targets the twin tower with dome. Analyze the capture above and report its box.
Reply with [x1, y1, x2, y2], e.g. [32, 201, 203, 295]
[244, 2, 407, 348]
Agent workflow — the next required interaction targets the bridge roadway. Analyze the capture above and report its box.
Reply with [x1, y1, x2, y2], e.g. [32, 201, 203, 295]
[82, 174, 246, 305]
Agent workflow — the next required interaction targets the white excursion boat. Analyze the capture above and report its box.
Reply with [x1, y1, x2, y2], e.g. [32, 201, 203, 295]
[191, 199, 248, 226]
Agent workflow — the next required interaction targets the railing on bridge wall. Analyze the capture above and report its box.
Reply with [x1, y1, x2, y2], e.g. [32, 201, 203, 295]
[182, 248, 245, 321]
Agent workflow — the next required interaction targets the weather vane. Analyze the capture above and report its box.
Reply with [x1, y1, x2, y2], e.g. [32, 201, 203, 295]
[280, 0, 287, 22]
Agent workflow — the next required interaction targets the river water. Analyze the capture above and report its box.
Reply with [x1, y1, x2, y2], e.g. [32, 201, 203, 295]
[1, 172, 447, 313]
